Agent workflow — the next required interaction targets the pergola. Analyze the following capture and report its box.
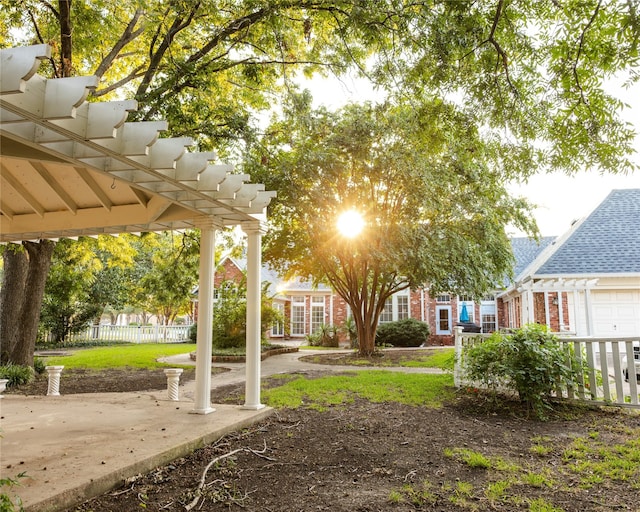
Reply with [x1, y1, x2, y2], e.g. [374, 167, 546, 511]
[0, 44, 276, 414]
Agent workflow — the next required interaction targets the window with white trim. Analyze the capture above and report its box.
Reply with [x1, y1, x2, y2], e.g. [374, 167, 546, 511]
[380, 297, 393, 323]
[436, 294, 450, 303]
[458, 296, 475, 323]
[291, 296, 305, 336]
[272, 302, 284, 336]
[480, 296, 497, 333]
[397, 295, 409, 320]
[311, 296, 325, 333]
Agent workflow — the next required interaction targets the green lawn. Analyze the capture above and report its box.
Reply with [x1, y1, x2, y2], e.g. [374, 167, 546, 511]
[42, 343, 196, 370]
[263, 370, 455, 410]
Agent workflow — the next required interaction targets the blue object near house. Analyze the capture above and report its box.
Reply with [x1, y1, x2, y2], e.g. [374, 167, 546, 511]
[459, 303, 469, 322]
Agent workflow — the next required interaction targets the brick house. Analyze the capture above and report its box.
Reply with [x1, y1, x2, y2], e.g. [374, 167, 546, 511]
[204, 189, 640, 345]
[210, 256, 499, 346]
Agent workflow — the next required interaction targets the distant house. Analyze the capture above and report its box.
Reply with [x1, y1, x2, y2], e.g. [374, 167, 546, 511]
[203, 189, 639, 344]
[497, 189, 640, 337]
[209, 257, 499, 346]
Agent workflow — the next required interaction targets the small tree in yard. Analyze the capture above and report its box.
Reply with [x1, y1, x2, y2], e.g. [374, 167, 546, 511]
[463, 324, 584, 419]
[211, 278, 282, 349]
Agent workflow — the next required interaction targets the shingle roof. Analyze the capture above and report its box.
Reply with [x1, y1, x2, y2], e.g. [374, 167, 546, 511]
[510, 236, 557, 280]
[536, 189, 640, 275]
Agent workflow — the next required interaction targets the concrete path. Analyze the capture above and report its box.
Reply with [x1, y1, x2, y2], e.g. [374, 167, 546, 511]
[0, 346, 446, 511]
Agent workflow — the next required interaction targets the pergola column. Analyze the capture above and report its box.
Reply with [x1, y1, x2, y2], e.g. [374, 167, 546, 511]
[191, 217, 219, 415]
[241, 221, 267, 410]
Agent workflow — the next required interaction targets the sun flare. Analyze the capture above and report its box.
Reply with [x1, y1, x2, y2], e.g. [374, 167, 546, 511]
[337, 210, 365, 238]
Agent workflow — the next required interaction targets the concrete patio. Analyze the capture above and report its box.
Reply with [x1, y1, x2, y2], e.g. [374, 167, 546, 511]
[0, 382, 273, 512]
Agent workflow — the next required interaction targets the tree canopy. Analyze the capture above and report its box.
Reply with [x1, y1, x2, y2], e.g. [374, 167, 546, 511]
[247, 97, 538, 353]
[1, 1, 637, 169]
[1, 0, 638, 362]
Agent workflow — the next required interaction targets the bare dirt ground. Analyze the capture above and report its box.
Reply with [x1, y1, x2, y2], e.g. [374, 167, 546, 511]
[11, 351, 640, 511]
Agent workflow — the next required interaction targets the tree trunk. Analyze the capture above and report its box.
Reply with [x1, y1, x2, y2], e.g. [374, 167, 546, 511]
[2, 241, 56, 367]
[0, 246, 29, 363]
[59, 0, 73, 77]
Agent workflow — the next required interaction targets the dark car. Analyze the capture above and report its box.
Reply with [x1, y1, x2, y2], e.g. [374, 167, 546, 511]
[456, 322, 482, 333]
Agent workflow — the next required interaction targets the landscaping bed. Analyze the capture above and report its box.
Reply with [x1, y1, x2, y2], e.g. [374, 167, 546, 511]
[72, 377, 640, 512]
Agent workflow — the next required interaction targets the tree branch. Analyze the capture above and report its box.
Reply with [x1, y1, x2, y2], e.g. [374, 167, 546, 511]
[93, 8, 146, 81]
[573, 0, 602, 106]
[135, 3, 201, 101]
[94, 66, 146, 97]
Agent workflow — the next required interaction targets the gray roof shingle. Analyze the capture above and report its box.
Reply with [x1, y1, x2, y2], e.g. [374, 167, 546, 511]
[511, 236, 557, 279]
[536, 189, 640, 275]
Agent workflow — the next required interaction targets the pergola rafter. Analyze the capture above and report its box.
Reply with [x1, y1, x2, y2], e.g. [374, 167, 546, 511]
[0, 44, 274, 413]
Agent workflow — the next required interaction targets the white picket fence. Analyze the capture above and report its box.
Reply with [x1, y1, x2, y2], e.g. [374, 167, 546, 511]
[59, 324, 192, 344]
[454, 328, 640, 409]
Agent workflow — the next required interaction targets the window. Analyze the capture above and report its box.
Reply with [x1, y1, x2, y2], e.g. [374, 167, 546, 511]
[397, 295, 409, 320]
[480, 297, 497, 333]
[311, 296, 325, 333]
[291, 296, 305, 336]
[272, 303, 284, 336]
[436, 294, 450, 303]
[458, 296, 475, 323]
[436, 306, 452, 335]
[481, 313, 497, 333]
[380, 297, 393, 323]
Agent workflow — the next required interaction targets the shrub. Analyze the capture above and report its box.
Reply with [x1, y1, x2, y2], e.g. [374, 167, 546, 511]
[376, 318, 429, 347]
[0, 363, 35, 388]
[342, 316, 358, 349]
[189, 323, 197, 343]
[463, 324, 583, 419]
[33, 357, 47, 375]
[305, 325, 339, 347]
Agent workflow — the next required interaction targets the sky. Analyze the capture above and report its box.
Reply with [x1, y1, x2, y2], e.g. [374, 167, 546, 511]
[303, 73, 640, 238]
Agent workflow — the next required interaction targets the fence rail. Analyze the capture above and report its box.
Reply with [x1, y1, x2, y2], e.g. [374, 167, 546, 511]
[454, 328, 640, 409]
[51, 324, 192, 344]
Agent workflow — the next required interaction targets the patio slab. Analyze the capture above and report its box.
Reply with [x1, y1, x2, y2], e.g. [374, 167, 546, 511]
[0, 389, 272, 511]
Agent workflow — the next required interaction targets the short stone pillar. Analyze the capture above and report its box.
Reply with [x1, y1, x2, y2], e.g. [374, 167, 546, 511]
[45, 366, 64, 396]
[164, 368, 183, 401]
[0, 378, 8, 398]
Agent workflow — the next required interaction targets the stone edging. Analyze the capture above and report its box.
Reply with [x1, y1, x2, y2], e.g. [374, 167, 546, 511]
[189, 346, 299, 363]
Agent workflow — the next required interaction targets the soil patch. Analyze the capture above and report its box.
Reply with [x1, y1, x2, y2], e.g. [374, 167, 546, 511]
[299, 348, 448, 366]
[5, 367, 215, 395]
[63, 368, 640, 512]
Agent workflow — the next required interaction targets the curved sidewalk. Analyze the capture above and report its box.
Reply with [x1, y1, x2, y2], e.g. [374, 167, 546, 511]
[0, 347, 447, 512]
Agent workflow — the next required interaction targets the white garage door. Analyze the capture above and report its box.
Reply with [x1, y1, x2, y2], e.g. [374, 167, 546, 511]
[592, 291, 640, 336]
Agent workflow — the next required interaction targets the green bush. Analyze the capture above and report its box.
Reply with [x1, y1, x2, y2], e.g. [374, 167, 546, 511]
[33, 357, 47, 375]
[463, 324, 583, 419]
[375, 318, 429, 347]
[189, 323, 197, 343]
[0, 364, 35, 388]
[305, 324, 339, 347]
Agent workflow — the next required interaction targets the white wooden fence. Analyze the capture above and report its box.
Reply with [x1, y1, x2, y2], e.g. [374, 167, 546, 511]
[454, 328, 640, 409]
[53, 324, 192, 344]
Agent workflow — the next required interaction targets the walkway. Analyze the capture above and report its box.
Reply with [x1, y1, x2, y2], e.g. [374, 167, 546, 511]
[0, 346, 445, 511]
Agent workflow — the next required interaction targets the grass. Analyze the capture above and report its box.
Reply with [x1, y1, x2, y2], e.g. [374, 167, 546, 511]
[389, 420, 640, 511]
[399, 348, 455, 370]
[41, 343, 197, 370]
[262, 370, 455, 410]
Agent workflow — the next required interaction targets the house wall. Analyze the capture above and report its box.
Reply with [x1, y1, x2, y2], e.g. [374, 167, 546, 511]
[205, 258, 500, 347]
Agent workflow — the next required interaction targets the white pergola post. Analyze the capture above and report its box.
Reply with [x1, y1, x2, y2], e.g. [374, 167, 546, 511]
[242, 221, 266, 410]
[191, 218, 219, 415]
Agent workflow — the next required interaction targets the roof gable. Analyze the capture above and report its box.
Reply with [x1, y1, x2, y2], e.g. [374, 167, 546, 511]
[536, 189, 640, 276]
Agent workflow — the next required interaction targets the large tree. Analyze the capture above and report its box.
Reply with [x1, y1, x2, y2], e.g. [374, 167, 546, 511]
[248, 98, 538, 354]
[1, 1, 638, 363]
